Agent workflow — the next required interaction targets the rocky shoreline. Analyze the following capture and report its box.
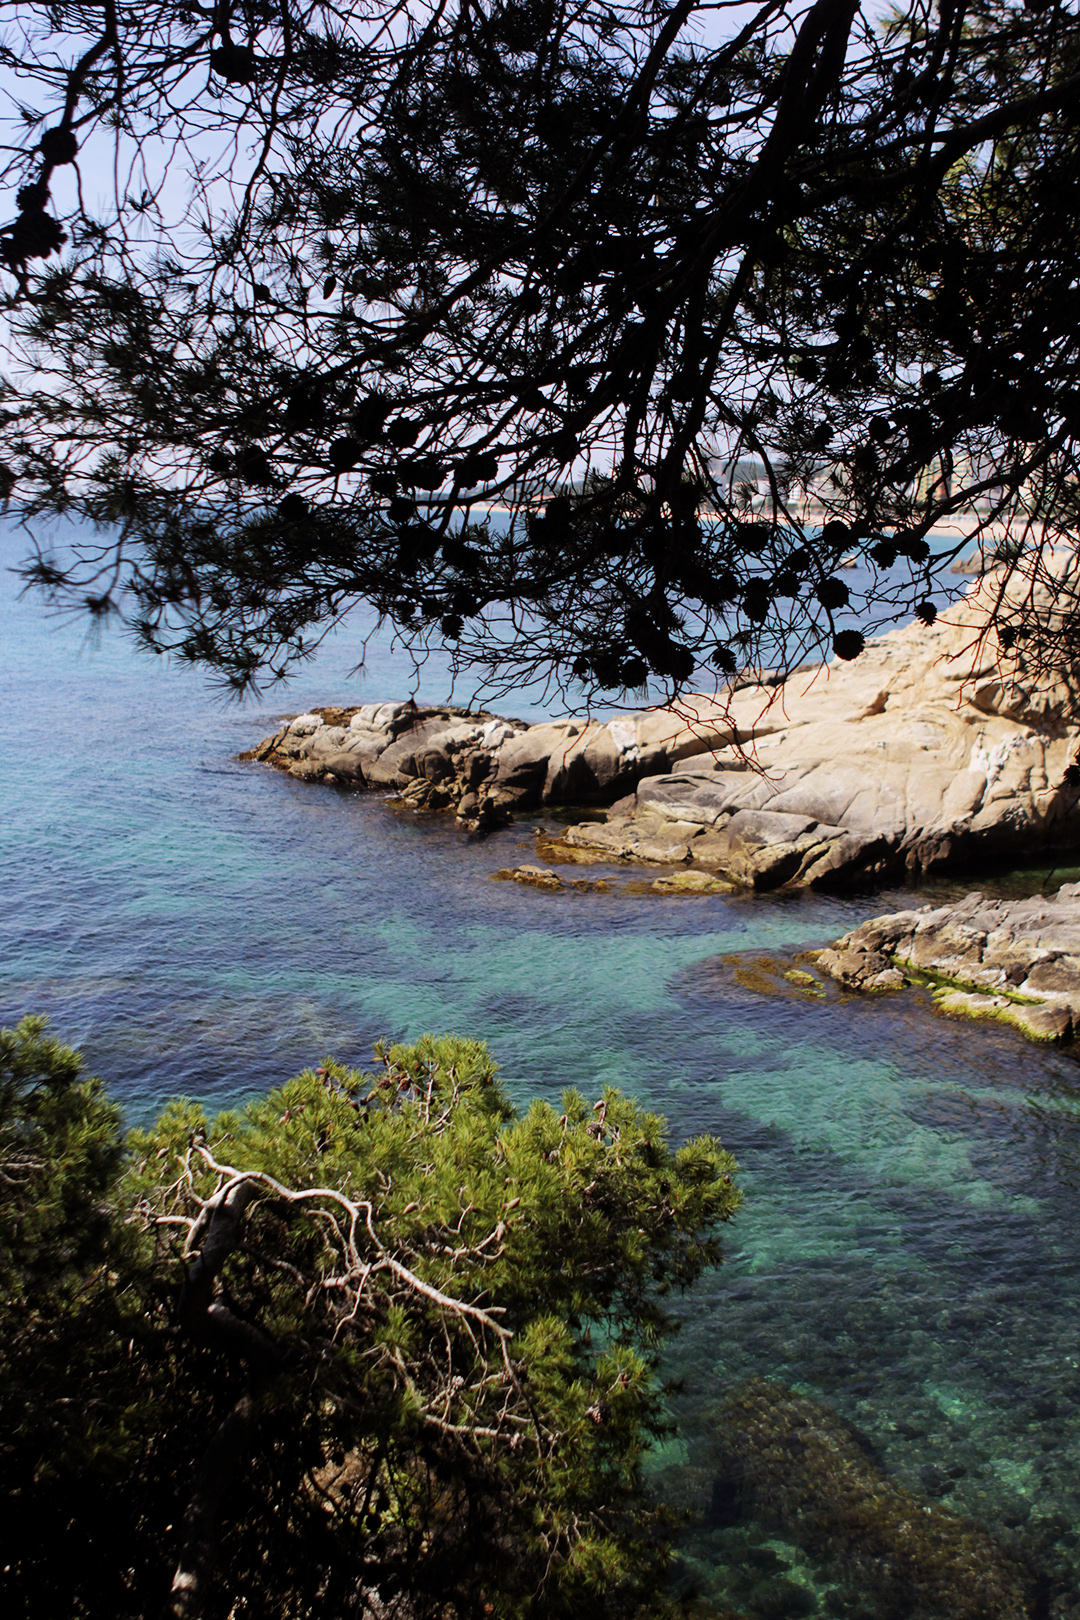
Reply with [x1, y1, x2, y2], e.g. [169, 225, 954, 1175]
[245, 567, 1080, 892]
[241, 566, 1080, 1039]
[815, 885, 1080, 1044]
[242, 695, 744, 829]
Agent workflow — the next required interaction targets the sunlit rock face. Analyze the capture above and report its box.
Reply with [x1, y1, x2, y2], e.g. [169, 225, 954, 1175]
[244, 565, 1080, 878]
[561, 565, 1080, 888]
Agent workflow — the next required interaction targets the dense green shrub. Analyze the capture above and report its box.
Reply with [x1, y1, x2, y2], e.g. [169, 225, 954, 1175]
[0, 1021, 739, 1620]
[0, 1017, 193, 1615]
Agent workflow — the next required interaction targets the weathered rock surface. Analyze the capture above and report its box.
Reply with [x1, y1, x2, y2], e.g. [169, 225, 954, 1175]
[243, 697, 747, 827]
[244, 701, 524, 824]
[245, 568, 1080, 881]
[815, 882, 1080, 1042]
[560, 567, 1080, 888]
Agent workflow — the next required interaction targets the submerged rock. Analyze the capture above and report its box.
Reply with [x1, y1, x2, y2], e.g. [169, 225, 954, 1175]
[493, 864, 564, 890]
[815, 883, 1080, 1043]
[712, 1379, 1032, 1620]
[492, 864, 612, 893]
[650, 870, 736, 895]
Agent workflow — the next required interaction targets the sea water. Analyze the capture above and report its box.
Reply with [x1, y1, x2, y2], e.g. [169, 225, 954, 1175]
[3, 517, 1079, 1617]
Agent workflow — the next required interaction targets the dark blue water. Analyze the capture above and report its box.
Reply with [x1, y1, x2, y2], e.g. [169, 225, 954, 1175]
[3, 518, 1078, 1616]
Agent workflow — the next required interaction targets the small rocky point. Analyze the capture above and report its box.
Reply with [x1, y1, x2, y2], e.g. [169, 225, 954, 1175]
[242, 696, 754, 832]
[816, 883, 1080, 1043]
[492, 864, 611, 893]
[244, 566, 1080, 887]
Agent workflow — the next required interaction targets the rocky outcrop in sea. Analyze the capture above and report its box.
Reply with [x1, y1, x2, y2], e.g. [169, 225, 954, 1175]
[244, 568, 1080, 888]
[242, 696, 739, 827]
[815, 883, 1080, 1043]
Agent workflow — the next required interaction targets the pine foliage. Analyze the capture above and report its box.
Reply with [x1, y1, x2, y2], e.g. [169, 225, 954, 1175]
[4, 3, 1080, 700]
[0, 1022, 740, 1620]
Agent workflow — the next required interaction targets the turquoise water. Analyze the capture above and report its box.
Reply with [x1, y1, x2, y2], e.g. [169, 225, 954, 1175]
[3, 519, 1079, 1617]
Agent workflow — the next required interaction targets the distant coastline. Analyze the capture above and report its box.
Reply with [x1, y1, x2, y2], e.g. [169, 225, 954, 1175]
[786, 501, 1057, 547]
[473, 498, 1061, 552]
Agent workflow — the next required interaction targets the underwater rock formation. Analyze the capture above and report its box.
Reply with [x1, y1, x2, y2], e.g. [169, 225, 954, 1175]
[712, 1379, 1032, 1620]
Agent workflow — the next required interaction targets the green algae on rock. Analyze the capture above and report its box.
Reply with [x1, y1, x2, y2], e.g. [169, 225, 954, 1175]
[687, 953, 835, 1005]
[651, 871, 737, 896]
[816, 885, 1080, 1044]
[712, 1380, 1032, 1620]
[492, 865, 613, 893]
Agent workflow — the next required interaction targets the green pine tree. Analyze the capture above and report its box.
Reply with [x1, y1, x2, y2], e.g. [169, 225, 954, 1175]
[0, 1022, 740, 1620]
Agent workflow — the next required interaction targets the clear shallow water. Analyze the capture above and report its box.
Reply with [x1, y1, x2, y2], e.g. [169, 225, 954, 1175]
[3, 520, 1080, 1617]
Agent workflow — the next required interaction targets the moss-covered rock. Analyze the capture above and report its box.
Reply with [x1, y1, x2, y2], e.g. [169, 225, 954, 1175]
[652, 870, 737, 895]
[816, 886, 1080, 1044]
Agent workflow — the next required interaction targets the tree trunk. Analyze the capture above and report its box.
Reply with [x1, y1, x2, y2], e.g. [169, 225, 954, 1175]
[169, 1389, 257, 1620]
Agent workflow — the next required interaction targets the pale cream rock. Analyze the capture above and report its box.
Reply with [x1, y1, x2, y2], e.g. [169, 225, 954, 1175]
[561, 566, 1080, 888]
